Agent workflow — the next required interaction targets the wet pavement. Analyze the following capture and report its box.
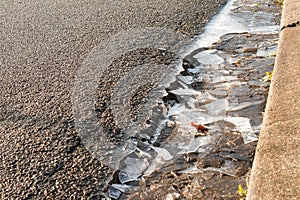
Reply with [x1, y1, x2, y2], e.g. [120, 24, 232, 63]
[103, 0, 282, 199]
[0, 0, 282, 199]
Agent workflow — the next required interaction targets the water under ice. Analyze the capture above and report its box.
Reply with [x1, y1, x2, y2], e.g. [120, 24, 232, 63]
[204, 99, 229, 116]
[151, 146, 173, 161]
[193, 50, 224, 65]
[178, 135, 215, 154]
[109, 184, 132, 199]
[178, 159, 237, 177]
[224, 117, 257, 144]
[119, 157, 149, 184]
[143, 154, 167, 177]
[107, 0, 279, 197]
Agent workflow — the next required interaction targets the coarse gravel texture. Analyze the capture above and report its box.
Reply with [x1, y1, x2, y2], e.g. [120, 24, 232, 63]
[0, 0, 227, 199]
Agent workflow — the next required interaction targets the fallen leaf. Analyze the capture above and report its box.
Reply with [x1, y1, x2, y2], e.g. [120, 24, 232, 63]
[191, 122, 208, 133]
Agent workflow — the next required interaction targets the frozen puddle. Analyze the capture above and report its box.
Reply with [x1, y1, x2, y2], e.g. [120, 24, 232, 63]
[108, 0, 280, 198]
[192, 0, 279, 48]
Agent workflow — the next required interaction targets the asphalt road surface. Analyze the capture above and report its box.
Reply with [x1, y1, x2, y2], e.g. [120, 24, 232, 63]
[1, 0, 226, 199]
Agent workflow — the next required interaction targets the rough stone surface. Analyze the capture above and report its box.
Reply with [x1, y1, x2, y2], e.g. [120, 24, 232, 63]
[280, 0, 300, 29]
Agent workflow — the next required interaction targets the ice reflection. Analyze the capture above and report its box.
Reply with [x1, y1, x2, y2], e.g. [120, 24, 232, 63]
[224, 117, 257, 143]
[108, 0, 279, 197]
[193, 50, 224, 65]
[178, 136, 215, 154]
[151, 146, 173, 161]
[119, 157, 149, 184]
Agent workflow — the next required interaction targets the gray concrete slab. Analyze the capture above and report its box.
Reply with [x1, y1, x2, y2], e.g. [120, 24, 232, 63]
[261, 26, 300, 125]
[280, 0, 300, 29]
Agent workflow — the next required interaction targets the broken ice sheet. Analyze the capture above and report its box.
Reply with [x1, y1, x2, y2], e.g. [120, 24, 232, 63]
[178, 75, 194, 85]
[178, 135, 215, 154]
[193, 50, 224, 65]
[224, 75, 238, 82]
[136, 147, 152, 158]
[203, 166, 236, 177]
[111, 184, 132, 193]
[123, 137, 138, 156]
[151, 146, 173, 161]
[204, 99, 229, 116]
[248, 80, 269, 88]
[178, 160, 237, 177]
[119, 157, 149, 184]
[219, 69, 231, 75]
[214, 81, 242, 90]
[200, 116, 224, 125]
[187, 67, 201, 74]
[224, 117, 258, 144]
[256, 46, 277, 57]
[210, 75, 237, 84]
[228, 102, 253, 112]
[168, 104, 206, 124]
[168, 103, 225, 134]
[195, 91, 217, 107]
[209, 89, 227, 97]
[178, 95, 197, 110]
[178, 166, 203, 174]
[109, 185, 122, 199]
[169, 88, 201, 96]
[210, 75, 226, 83]
[143, 155, 165, 177]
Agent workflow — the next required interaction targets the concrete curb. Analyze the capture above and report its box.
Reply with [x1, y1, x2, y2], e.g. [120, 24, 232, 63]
[247, 0, 300, 199]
